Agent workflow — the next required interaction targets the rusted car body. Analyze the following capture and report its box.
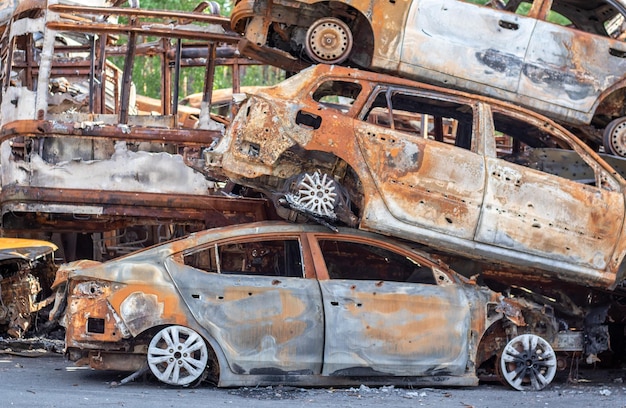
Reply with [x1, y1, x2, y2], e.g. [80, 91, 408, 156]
[231, 0, 626, 155]
[0, 237, 57, 338]
[204, 64, 626, 292]
[0, 0, 273, 259]
[53, 221, 581, 390]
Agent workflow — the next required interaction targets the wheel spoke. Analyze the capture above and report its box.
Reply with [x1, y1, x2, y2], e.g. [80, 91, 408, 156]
[148, 346, 170, 357]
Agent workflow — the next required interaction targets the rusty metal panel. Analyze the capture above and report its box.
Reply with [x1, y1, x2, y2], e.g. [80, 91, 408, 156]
[520, 18, 624, 122]
[319, 279, 472, 377]
[354, 123, 485, 240]
[477, 157, 625, 273]
[164, 256, 325, 375]
[398, 0, 533, 95]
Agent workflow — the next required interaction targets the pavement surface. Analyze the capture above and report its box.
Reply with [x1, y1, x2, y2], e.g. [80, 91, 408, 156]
[1, 339, 625, 408]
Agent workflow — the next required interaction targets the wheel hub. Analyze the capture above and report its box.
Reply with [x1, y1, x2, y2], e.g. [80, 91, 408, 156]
[147, 325, 209, 386]
[603, 117, 626, 157]
[499, 333, 556, 391]
[305, 17, 353, 64]
[285, 171, 338, 219]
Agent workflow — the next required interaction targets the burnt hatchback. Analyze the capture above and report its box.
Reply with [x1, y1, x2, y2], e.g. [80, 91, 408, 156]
[53, 222, 574, 390]
[231, 0, 626, 155]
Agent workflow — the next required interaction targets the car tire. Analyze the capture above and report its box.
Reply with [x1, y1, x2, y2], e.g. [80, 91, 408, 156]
[305, 17, 353, 64]
[147, 325, 209, 386]
[499, 333, 557, 391]
[603, 117, 626, 157]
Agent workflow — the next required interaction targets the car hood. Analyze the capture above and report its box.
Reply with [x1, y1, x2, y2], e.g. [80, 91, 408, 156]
[0, 237, 57, 262]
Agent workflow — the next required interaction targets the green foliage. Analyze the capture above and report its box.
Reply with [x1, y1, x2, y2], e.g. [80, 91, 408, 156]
[115, 0, 280, 100]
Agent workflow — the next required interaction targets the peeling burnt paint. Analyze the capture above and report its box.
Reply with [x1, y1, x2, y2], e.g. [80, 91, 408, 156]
[522, 65, 595, 101]
[475, 49, 522, 77]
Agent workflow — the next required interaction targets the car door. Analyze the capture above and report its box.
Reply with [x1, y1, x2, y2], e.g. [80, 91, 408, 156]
[165, 236, 325, 375]
[400, 0, 536, 95]
[310, 235, 472, 377]
[520, 1, 626, 119]
[354, 87, 485, 240]
[475, 108, 626, 272]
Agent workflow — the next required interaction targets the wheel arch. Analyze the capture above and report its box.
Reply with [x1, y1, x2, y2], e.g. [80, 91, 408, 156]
[269, 148, 366, 225]
[592, 83, 626, 126]
[308, 1, 375, 67]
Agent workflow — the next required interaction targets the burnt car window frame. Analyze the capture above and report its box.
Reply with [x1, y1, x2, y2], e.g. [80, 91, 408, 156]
[310, 78, 363, 113]
[488, 105, 624, 191]
[180, 236, 305, 278]
[315, 237, 438, 285]
[359, 85, 478, 152]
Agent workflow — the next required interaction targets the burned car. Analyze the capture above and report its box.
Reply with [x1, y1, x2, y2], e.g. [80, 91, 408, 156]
[231, 0, 626, 155]
[0, 238, 58, 338]
[52, 221, 578, 390]
[204, 64, 626, 292]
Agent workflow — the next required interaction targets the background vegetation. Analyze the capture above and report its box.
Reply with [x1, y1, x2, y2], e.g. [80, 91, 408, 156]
[122, 0, 284, 99]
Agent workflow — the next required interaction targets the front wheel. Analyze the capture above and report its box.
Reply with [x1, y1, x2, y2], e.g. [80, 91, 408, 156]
[499, 333, 557, 391]
[305, 17, 353, 64]
[147, 325, 209, 386]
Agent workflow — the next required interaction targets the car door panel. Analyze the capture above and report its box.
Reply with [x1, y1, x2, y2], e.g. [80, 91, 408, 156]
[521, 20, 624, 115]
[355, 124, 485, 240]
[476, 158, 625, 269]
[400, 0, 535, 94]
[318, 279, 470, 376]
[164, 257, 325, 375]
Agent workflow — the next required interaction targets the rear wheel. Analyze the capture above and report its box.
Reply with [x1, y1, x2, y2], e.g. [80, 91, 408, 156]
[147, 325, 209, 386]
[603, 116, 626, 157]
[305, 17, 353, 64]
[499, 333, 557, 391]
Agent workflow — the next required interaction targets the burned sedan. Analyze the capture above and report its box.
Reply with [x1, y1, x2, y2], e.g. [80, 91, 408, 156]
[204, 64, 626, 292]
[231, 0, 626, 155]
[52, 221, 573, 390]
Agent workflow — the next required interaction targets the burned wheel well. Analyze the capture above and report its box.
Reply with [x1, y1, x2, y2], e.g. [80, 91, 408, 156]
[593, 86, 626, 126]
[277, 149, 364, 223]
[266, 2, 374, 67]
[475, 320, 508, 376]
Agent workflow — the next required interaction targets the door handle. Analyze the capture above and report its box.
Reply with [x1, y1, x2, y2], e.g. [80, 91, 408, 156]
[499, 20, 519, 30]
[609, 47, 626, 58]
[296, 110, 322, 129]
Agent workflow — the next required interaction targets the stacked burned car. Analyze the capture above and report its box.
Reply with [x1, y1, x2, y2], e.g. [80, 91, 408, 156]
[51, 63, 626, 391]
[204, 64, 626, 293]
[1, 0, 625, 393]
[231, 0, 626, 155]
[53, 222, 570, 391]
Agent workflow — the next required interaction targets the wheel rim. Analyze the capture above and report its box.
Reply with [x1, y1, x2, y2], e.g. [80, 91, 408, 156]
[287, 171, 337, 218]
[305, 17, 353, 64]
[147, 325, 208, 386]
[603, 117, 626, 157]
[499, 333, 557, 391]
